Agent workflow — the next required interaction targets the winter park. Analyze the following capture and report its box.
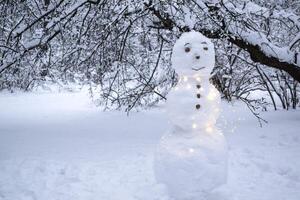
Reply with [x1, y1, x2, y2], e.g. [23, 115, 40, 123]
[0, 1, 300, 200]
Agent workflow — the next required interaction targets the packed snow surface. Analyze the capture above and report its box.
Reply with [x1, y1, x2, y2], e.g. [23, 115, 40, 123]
[0, 90, 300, 200]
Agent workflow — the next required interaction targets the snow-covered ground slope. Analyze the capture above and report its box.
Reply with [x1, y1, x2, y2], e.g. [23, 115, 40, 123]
[0, 90, 300, 200]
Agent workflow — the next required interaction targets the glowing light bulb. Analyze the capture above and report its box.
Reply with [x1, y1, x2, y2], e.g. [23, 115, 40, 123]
[183, 76, 188, 82]
[206, 126, 213, 133]
[205, 123, 213, 133]
[186, 84, 192, 89]
[193, 74, 201, 82]
[207, 90, 217, 101]
[192, 123, 197, 129]
[189, 148, 195, 153]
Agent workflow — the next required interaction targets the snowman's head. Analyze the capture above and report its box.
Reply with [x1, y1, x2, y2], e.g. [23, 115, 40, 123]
[171, 31, 215, 77]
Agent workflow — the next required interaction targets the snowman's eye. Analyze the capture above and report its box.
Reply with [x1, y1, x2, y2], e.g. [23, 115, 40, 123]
[203, 47, 208, 51]
[185, 47, 191, 53]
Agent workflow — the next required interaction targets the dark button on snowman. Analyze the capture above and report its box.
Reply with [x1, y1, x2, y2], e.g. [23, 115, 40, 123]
[154, 31, 228, 200]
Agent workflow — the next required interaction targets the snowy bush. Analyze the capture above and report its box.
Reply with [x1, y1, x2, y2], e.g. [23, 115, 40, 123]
[0, 0, 299, 111]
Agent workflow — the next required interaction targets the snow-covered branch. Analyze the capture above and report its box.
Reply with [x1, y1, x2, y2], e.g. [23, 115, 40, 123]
[0, 0, 299, 110]
[148, 0, 300, 82]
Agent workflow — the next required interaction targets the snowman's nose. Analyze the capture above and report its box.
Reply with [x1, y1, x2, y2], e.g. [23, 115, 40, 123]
[195, 55, 200, 60]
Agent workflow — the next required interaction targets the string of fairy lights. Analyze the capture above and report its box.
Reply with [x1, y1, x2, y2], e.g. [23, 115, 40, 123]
[172, 74, 242, 134]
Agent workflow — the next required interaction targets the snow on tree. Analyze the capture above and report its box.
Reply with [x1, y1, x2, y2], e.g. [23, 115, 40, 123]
[0, 0, 299, 111]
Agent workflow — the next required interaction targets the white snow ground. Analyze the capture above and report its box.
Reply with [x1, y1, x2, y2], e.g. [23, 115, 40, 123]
[0, 90, 300, 200]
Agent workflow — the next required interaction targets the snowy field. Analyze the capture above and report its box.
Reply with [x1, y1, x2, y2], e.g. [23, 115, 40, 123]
[0, 90, 300, 200]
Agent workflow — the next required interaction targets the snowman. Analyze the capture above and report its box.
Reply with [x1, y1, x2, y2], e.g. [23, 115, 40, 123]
[154, 31, 228, 200]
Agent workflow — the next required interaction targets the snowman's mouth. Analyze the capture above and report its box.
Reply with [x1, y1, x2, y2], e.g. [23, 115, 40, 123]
[192, 67, 206, 71]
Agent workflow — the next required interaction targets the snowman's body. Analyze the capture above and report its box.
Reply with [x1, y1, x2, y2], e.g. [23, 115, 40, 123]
[166, 77, 220, 131]
[154, 31, 228, 199]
